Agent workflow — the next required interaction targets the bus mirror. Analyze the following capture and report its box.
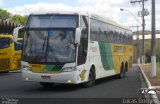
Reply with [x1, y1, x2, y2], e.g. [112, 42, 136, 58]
[75, 28, 82, 45]
[13, 27, 24, 43]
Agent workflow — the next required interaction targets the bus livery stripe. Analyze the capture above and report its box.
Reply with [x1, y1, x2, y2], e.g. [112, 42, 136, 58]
[44, 65, 64, 72]
[98, 42, 114, 70]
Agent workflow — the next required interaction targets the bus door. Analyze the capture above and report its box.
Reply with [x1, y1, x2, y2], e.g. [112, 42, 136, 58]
[13, 39, 22, 69]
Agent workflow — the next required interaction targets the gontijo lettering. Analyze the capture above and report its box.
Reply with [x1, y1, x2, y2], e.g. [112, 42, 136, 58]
[114, 45, 126, 53]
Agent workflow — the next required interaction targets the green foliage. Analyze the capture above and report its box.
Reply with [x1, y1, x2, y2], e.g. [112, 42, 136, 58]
[0, 8, 11, 20]
[145, 40, 151, 62]
[10, 15, 28, 25]
[18, 29, 25, 38]
[0, 8, 28, 26]
[144, 39, 160, 63]
[157, 63, 160, 68]
[156, 39, 160, 63]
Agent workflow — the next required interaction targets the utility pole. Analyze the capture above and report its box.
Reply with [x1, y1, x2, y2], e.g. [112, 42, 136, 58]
[131, 26, 141, 64]
[130, 0, 149, 64]
[151, 0, 156, 77]
[136, 26, 141, 64]
[142, 0, 145, 64]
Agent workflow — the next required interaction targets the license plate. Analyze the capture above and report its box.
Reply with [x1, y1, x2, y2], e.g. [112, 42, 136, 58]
[41, 75, 51, 79]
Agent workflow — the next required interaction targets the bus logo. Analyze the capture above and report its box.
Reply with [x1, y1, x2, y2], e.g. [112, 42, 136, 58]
[114, 46, 126, 53]
[80, 70, 86, 81]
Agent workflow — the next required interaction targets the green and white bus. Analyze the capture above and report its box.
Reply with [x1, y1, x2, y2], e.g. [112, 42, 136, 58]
[13, 12, 133, 87]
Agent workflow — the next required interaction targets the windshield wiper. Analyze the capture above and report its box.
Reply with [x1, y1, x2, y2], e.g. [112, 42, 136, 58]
[42, 36, 47, 54]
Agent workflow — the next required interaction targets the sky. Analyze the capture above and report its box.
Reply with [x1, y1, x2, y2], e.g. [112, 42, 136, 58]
[0, 0, 159, 31]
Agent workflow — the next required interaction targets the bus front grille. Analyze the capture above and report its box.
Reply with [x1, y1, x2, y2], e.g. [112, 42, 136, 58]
[0, 58, 10, 70]
[16, 59, 21, 69]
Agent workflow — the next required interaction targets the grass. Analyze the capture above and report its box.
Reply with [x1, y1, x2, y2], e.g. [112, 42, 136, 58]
[157, 62, 160, 69]
[145, 62, 160, 69]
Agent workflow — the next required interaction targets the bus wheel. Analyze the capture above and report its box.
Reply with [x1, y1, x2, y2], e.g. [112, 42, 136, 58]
[83, 67, 95, 87]
[119, 64, 126, 78]
[3, 71, 9, 73]
[40, 82, 54, 88]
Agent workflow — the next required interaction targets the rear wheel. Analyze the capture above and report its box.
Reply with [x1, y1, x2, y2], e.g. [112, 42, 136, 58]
[119, 64, 126, 78]
[83, 67, 95, 87]
[40, 82, 54, 88]
[3, 71, 9, 73]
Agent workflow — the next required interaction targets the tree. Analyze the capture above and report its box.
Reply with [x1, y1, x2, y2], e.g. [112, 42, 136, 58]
[156, 39, 160, 63]
[0, 8, 11, 20]
[145, 40, 151, 63]
[144, 39, 160, 63]
[10, 15, 28, 25]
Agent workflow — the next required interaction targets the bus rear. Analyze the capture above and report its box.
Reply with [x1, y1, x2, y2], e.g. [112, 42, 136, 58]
[0, 35, 22, 72]
[0, 35, 12, 72]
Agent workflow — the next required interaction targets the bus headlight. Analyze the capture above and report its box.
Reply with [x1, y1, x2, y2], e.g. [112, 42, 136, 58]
[62, 67, 76, 72]
[22, 65, 31, 71]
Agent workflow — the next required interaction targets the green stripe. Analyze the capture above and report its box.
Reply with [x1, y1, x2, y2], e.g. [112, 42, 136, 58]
[98, 42, 114, 70]
[45, 65, 64, 71]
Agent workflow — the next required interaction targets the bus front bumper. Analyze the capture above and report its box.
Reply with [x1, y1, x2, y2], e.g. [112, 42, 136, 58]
[22, 70, 82, 84]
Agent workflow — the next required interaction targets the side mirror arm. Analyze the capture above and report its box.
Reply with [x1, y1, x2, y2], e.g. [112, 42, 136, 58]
[13, 26, 24, 43]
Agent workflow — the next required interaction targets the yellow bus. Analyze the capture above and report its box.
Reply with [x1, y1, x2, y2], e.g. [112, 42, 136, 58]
[13, 12, 133, 87]
[0, 35, 22, 72]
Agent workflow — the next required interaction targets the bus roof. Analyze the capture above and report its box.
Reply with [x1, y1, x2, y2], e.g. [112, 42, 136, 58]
[0, 35, 13, 38]
[29, 11, 80, 16]
[29, 12, 131, 31]
[91, 14, 131, 31]
[17, 38, 23, 40]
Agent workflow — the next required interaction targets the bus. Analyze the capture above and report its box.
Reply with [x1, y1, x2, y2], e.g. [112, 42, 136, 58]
[13, 12, 133, 87]
[0, 35, 22, 72]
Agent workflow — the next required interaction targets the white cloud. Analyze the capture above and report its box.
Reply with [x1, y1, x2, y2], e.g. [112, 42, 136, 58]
[0, 0, 3, 5]
[7, 2, 72, 15]
[7, 1, 125, 21]
[78, 0, 126, 5]
[7, 2, 122, 22]
[7, 0, 160, 31]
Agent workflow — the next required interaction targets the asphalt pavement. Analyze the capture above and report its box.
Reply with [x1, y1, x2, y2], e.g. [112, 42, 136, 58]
[0, 65, 146, 99]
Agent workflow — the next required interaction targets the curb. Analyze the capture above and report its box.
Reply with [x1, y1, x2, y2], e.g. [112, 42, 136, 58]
[139, 65, 152, 88]
[138, 65, 160, 104]
[9, 70, 21, 73]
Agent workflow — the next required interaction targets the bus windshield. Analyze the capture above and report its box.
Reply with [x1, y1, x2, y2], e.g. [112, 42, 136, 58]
[0, 38, 10, 49]
[26, 15, 78, 28]
[23, 30, 76, 63]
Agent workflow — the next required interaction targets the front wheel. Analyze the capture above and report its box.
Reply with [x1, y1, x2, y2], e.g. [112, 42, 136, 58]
[40, 82, 54, 88]
[83, 68, 95, 87]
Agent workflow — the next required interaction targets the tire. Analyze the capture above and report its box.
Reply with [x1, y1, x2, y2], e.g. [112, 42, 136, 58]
[40, 82, 54, 88]
[119, 64, 126, 78]
[3, 71, 9, 73]
[83, 68, 95, 87]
